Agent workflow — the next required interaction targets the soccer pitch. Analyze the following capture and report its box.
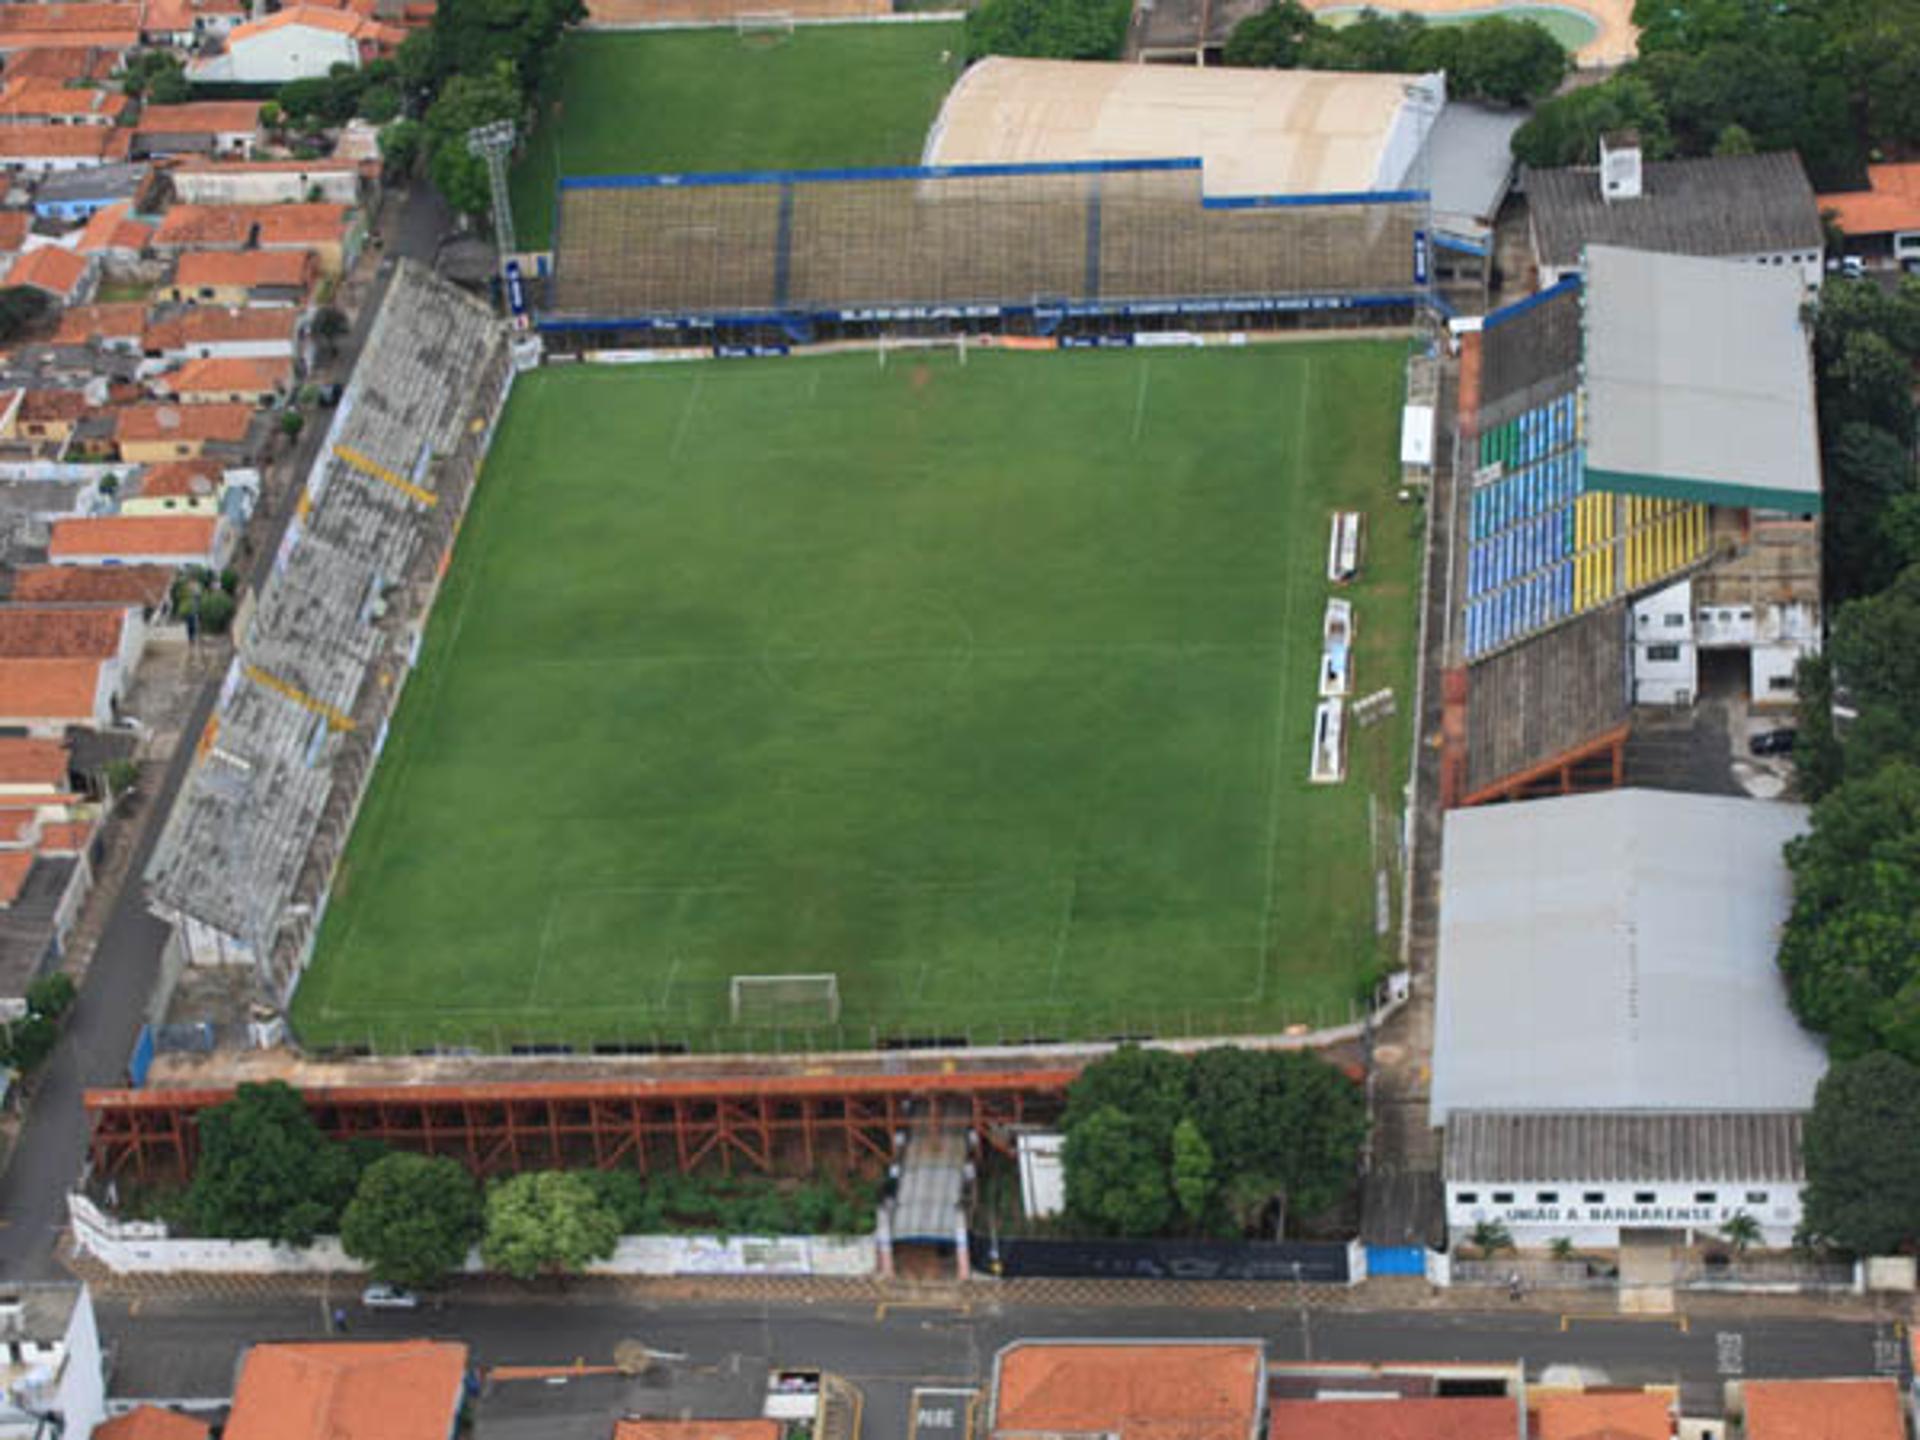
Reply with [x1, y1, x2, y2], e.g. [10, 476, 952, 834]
[510, 24, 962, 250]
[294, 344, 1417, 1053]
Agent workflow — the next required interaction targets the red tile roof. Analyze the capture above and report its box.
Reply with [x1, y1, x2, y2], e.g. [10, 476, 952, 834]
[113, 402, 252, 443]
[0, 737, 69, 786]
[1532, 1393, 1671, 1440]
[157, 203, 349, 252]
[0, 5, 143, 37]
[0, 123, 126, 159]
[143, 0, 246, 29]
[7, 245, 88, 299]
[616, 1425, 783, 1440]
[76, 201, 152, 257]
[0, 848, 32, 903]
[92, 1404, 212, 1440]
[225, 1342, 469, 1440]
[9, 563, 172, 605]
[18, 389, 89, 424]
[1743, 1381, 1904, 1440]
[995, 1344, 1262, 1440]
[1820, 164, 1920, 240]
[161, 354, 287, 395]
[0, 76, 127, 120]
[137, 100, 262, 135]
[1271, 1399, 1517, 1440]
[228, 3, 405, 44]
[37, 816, 93, 852]
[0, 606, 127, 658]
[145, 304, 298, 350]
[0, 657, 101, 721]
[0, 211, 30, 254]
[2, 45, 120, 82]
[49, 513, 218, 557]
[138, 458, 222, 498]
[255, 203, 351, 246]
[172, 248, 313, 291]
[51, 301, 146, 345]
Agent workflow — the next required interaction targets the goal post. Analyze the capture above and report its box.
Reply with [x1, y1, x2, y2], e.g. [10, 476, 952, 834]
[877, 334, 967, 369]
[734, 10, 795, 40]
[729, 973, 841, 1027]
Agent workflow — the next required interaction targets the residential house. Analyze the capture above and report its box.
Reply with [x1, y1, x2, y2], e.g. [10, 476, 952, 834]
[111, 403, 254, 463]
[0, 1284, 106, 1440]
[95, 1407, 213, 1440]
[1530, 1393, 1672, 1440]
[0, 738, 70, 799]
[142, 0, 249, 45]
[51, 301, 146, 355]
[75, 200, 154, 266]
[3, 46, 120, 84]
[0, 123, 130, 175]
[132, 100, 262, 159]
[164, 249, 316, 306]
[154, 201, 355, 274]
[120, 457, 224, 514]
[988, 1343, 1266, 1440]
[1742, 1381, 1905, 1440]
[155, 354, 290, 406]
[0, 657, 113, 734]
[170, 155, 367, 206]
[0, 605, 146, 701]
[188, 5, 407, 83]
[144, 305, 301, 366]
[1820, 163, 1920, 270]
[7, 562, 173, 607]
[49, 512, 225, 565]
[6, 245, 95, 304]
[0, 212, 29, 255]
[8, 389, 90, 446]
[0, 77, 129, 127]
[31, 161, 152, 224]
[0, 4, 140, 57]
[224, 1342, 469, 1440]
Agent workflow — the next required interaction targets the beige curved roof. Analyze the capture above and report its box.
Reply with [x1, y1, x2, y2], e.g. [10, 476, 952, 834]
[923, 58, 1433, 197]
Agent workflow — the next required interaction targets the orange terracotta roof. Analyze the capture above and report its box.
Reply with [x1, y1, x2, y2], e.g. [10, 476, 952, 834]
[0, 807, 39, 846]
[225, 1342, 469, 1440]
[37, 816, 92, 852]
[9, 562, 172, 605]
[18, 389, 89, 423]
[995, 1344, 1262, 1440]
[0, 123, 122, 158]
[3, 45, 118, 81]
[0, 30, 138, 51]
[162, 354, 287, 396]
[7, 245, 87, 298]
[0, 847, 32, 903]
[172, 248, 312, 290]
[157, 202, 346, 252]
[1271, 1399, 1516, 1440]
[254, 203, 350, 246]
[143, 0, 245, 29]
[1532, 1393, 1671, 1440]
[0, 737, 70, 786]
[0, 656, 101, 721]
[138, 458, 222, 498]
[77, 201, 152, 257]
[0, 211, 30, 254]
[51, 301, 145, 345]
[1743, 1381, 1904, 1440]
[0, 76, 126, 120]
[0, 4, 142, 36]
[0, 606, 126, 658]
[138, 100, 261, 135]
[1820, 164, 1920, 240]
[152, 204, 249, 248]
[146, 304, 297, 350]
[49, 513, 218, 557]
[615, 1425, 782, 1440]
[113, 402, 251, 444]
[94, 1405, 212, 1440]
[228, 3, 403, 43]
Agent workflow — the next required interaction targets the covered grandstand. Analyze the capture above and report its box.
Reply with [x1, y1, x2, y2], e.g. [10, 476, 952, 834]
[145, 262, 512, 1005]
[543, 158, 1429, 341]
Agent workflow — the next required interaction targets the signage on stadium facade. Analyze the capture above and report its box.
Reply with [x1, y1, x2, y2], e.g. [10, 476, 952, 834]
[1488, 1203, 1743, 1226]
[1413, 230, 1430, 286]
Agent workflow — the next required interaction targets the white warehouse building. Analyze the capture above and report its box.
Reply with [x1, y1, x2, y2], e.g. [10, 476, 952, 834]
[1432, 789, 1827, 1250]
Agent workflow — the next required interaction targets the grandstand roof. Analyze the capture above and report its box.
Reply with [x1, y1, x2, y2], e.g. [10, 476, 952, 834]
[1444, 1111, 1805, 1184]
[922, 59, 1438, 198]
[1430, 789, 1825, 1123]
[1583, 245, 1821, 513]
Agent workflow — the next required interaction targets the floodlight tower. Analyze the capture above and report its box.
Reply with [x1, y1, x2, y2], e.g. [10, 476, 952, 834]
[466, 120, 519, 264]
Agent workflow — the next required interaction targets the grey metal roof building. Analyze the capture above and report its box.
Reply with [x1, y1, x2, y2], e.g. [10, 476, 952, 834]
[1430, 789, 1825, 1124]
[1525, 151, 1822, 272]
[1444, 1110, 1805, 1184]
[1582, 245, 1821, 514]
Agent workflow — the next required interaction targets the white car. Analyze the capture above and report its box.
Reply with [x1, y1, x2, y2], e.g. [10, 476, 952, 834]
[360, 1284, 419, 1310]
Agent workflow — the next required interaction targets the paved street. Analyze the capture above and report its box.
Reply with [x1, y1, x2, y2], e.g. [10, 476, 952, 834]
[0, 182, 455, 1279]
[100, 1292, 1910, 1436]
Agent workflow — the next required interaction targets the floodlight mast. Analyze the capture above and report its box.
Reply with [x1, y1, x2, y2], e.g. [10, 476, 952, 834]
[466, 120, 519, 269]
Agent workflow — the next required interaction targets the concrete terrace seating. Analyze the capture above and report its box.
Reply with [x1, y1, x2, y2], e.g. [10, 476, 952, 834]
[145, 262, 510, 996]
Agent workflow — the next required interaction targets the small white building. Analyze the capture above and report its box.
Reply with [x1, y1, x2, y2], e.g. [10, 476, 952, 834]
[0, 1284, 106, 1440]
[170, 157, 365, 207]
[187, 6, 401, 84]
[1433, 790, 1826, 1250]
[1634, 576, 1821, 707]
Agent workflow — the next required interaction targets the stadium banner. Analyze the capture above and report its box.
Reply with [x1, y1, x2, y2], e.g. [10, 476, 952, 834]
[504, 258, 529, 319]
[1413, 229, 1430, 286]
[1134, 331, 1204, 348]
[971, 1235, 1352, 1284]
[714, 343, 792, 359]
[1059, 335, 1132, 349]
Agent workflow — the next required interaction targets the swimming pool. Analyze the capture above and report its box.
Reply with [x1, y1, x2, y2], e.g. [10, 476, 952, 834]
[1316, 3, 1599, 51]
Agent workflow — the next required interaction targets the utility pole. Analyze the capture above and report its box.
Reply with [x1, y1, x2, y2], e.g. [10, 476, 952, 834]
[1291, 1261, 1313, 1362]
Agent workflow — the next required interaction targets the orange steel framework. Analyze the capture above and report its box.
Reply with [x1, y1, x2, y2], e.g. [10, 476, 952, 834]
[84, 1069, 1076, 1183]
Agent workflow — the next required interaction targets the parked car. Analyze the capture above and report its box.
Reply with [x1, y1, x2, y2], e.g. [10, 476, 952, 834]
[360, 1284, 419, 1309]
[1750, 728, 1798, 756]
[317, 382, 345, 407]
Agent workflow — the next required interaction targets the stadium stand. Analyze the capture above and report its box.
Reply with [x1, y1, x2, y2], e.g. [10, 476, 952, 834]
[145, 262, 511, 1002]
[543, 159, 1427, 341]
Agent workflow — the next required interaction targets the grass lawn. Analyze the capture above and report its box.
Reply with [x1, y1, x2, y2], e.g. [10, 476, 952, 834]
[510, 24, 962, 250]
[294, 343, 1418, 1054]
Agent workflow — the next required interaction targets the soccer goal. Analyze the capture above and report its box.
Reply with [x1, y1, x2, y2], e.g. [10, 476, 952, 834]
[877, 334, 967, 369]
[730, 973, 841, 1027]
[735, 10, 795, 43]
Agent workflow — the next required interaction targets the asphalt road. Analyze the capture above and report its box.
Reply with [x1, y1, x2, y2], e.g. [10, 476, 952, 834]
[99, 1293, 1911, 1435]
[0, 182, 456, 1278]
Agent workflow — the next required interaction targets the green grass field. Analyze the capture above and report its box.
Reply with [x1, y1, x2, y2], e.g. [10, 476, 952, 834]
[294, 344, 1417, 1053]
[510, 25, 962, 250]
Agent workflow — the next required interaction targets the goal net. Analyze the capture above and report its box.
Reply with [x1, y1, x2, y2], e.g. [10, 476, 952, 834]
[729, 973, 841, 1027]
[735, 10, 795, 40]
[877, 334, 967, 368]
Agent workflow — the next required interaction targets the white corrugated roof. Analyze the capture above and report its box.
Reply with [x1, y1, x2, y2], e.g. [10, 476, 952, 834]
[1430, 789, 1826, 1122]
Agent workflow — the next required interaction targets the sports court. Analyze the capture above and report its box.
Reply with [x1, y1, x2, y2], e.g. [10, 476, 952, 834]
[294, 344, 1414, 1053]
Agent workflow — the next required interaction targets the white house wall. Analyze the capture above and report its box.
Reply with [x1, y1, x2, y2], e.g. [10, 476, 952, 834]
[1446, 1178, 1803, 1249]
[215, 25, 359, 83]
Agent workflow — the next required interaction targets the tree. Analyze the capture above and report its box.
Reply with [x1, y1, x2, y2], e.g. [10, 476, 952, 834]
[312, 305, 351, 357]
[1432, 16, 1570, 106]
[120, 50, 187, 99]
[1063, 1044, 1190, 1151]
[1468, 1218, 1512, 1257]
[1823, 424, 1916, 605]
[150, 65, 191, 103]
[1801, 1052, 1920, 1254]
[1512, 75, 1671, 168]
[1223, 0, 1321, 68]
[415, 0, 584, 93]
[359, 84, 402, 124]
[1719, 1211, 1761, 1253]
[187, 1082, 359, 1244]
[279, 410, 305, 439]
[259, 99, 284, 133]
[1169, 1117, 1215, 1226]
[964, 0, 1131, 61]
[1548, 1235, 1575, 1261]
[1061, 1105, 1172, 1236]
[25, 973, 74, 1021]
[1713, 121, 1755, 155]
[1, 1014, 57, 1072]
[379, 118, 425, 180]
[195, 589, 237, 635]
[424, 65, 525, 220]
[341, 1153, 482, 1290]
[0, 286, 52, 343]
[1793, 654, 1846, 802]
[481, 1170, 619, 1279]
[1829, 565, 1920, 775]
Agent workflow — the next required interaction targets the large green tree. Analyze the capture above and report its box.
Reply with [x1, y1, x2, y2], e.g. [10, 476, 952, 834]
[341, 1153, 483, 1290]
[481, 1170, 620, 1280]
[424, 65, 526, 220]
[1801, 1053, 1920, 1254]
[964, 0, 1131, 62]
[187, 1082, 359, 1245]
[1829, 567, 1920, 776]
[1221, 0, 1317, 67]
[1511, 75, 1672, 168]
[1062, 1043, 1189, 1150]
[1062, 1106, 1173, 1236]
